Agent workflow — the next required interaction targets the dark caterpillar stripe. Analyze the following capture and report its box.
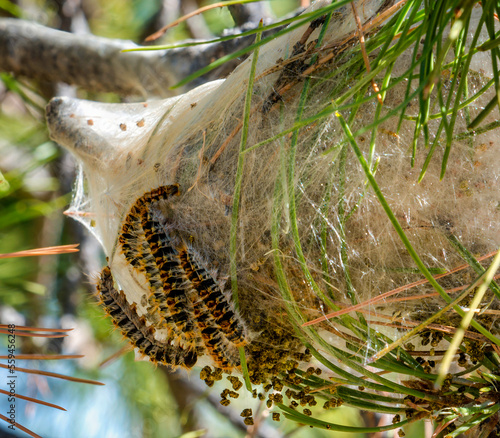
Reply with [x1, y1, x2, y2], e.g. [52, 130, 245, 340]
[138, 210, 206, 355]
[178, 244, 247, 347]
[119, 185, 198, 344]
[118, 184, 179, 267]
[181, 279, 241, 369]
[119, 227, 174, 329]
[140, 207, 197, 338]
[115, 185, 248, 371]
[200, 327, 240, 370]
[96, 266, 197, 369]
[120, 233, 186, 334]
[119, 186, 206, 354]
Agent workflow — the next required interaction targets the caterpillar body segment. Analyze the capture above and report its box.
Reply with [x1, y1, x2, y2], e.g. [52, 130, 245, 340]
[111, 185, 249, 371]
[96, 266, 198, 369]
[177, 244, 247, 347]
[120, 214, 196, 345]
[140, 204, 198, 339]
[200, 326, 241, 371]
[119, 184, 179, 268]
[119, 186, 197, 343]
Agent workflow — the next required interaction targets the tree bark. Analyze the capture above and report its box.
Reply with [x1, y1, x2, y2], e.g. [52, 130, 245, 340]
[0, 17, 291, 98]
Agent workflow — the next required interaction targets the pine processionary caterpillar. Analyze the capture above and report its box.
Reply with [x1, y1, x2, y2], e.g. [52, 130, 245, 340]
[112, 184, 248, 370]
[119, 185, 200, 347]
[139, 201, 198, 339]
[118, 184, 179, 268]
[178, 243, 247, 347]
[179, 262, 242, 370]
[122, 228, 196, 341]
[199, 327, 241, 370]
[96, 266, 198, 368]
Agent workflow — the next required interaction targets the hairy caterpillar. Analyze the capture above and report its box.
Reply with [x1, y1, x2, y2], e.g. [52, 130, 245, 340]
[119, 185, 202, 350]
[113, 185, 248, 370]
[96, 266, 198, 368]
[177, 243, 246, 347]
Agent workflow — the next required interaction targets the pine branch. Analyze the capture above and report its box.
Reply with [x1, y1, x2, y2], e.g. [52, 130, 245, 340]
[0, 17, 286, 97]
